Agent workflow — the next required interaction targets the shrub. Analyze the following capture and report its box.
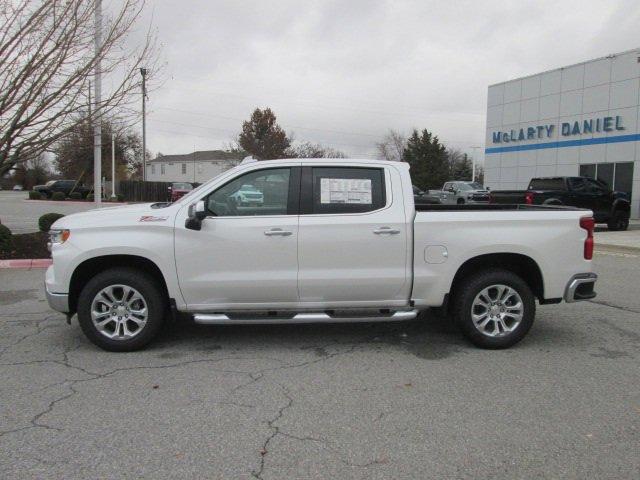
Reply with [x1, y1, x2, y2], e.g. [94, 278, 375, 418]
[68, 192, 82, 200]
[38, 213, 65, 232]
[51, 191, 66, 201]
[86, 193, 94, 202]
[0, 224, 12, 252]
[28, 190, 44, 200]
[116, 194, 124, 202]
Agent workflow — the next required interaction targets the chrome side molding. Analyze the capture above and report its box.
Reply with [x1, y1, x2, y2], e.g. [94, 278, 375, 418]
[193, 309, 418, 325]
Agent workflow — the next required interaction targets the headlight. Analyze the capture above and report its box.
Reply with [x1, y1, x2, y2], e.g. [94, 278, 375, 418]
[48, 229, 70, 251]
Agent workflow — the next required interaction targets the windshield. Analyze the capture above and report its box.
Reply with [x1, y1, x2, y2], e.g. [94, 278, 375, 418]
[174, 166, 241, 205]
[458, 182, 484, 191]
[46, 180, 56, 186]
[172, 183, 193, 190]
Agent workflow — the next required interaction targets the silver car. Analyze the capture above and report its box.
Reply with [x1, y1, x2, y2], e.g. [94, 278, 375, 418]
[440, 181, 489, 205]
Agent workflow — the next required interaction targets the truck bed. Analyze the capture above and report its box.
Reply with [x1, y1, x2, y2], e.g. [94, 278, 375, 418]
[414, 203, 582, 212]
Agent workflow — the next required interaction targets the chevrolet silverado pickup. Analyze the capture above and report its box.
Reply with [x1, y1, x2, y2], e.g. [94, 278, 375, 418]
[489, 176, 630, 231]
[45, 158, 597, 352]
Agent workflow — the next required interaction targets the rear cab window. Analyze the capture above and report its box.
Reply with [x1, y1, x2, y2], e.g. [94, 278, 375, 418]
[528, 178, 566, 191]
[301, 166, 386, 214]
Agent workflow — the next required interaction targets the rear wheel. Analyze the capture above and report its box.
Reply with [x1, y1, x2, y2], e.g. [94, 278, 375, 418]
[457, 198, 465, 205]
[607, 211, 629, 231]
[452, 269, 535, 349]
[77, 268, 166, 351]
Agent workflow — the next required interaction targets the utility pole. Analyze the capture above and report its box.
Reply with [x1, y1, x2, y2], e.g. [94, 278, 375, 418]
[471, 146, 481, 183]
[93, 0, 102, 207]
[111, 132, 116, 198]
[140, 67, 147, 181]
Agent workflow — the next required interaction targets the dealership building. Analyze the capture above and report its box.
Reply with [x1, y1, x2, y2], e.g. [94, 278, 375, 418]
[484, 48, 640, 218]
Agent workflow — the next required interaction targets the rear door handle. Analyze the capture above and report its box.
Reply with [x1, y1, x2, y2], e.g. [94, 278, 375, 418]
[373, 227, 400, 235]
[264, 228, 292, 236]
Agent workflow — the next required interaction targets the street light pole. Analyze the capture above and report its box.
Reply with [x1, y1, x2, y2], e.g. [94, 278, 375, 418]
[93, 0, 102, 207]
[111, 132, 116, 198]
[140, 67, 147, 181]
[471, 146, 481, 183]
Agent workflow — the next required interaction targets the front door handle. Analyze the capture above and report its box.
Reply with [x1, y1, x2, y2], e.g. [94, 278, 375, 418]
[264, 228, 292, 236]
[373, 227, 401, 235]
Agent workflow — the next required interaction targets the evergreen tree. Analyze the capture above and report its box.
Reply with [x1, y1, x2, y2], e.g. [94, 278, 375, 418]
[403, 129, 449, 190]
[238, 108, 290, 160]
[449, 152, 473, 181]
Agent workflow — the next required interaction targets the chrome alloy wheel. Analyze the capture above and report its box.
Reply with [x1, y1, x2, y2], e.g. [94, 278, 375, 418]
[471, 284, 524, 337]
[90, 285, 148, 340]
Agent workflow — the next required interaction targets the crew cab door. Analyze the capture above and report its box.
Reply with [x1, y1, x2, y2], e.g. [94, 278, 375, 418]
[297, 164, 410, 307]
[174, 166, 301, 309]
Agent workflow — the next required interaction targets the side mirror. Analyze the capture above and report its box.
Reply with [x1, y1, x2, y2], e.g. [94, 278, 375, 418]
[486, 186, 491, 191]
[185, 200, 207, 231]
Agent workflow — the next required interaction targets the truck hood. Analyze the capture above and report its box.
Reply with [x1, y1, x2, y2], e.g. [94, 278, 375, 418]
[51, 203, 177, 230]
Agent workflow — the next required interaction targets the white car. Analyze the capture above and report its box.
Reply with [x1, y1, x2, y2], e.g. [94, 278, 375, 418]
[45, 158, 597, 351]
[229, 183, 264, 206]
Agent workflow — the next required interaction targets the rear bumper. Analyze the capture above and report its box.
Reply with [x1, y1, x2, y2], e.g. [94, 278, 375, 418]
[564, 273, 597, 303]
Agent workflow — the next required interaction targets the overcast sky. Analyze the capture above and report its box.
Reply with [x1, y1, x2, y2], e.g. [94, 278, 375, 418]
[131, 0, 640, 162]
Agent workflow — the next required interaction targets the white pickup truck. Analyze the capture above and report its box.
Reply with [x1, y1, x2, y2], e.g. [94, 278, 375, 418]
[45, 158, 597, 352]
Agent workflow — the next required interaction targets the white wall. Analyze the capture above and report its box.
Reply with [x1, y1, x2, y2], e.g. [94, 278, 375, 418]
[485, 48, 640, 218]
[146, 159, 240, 184]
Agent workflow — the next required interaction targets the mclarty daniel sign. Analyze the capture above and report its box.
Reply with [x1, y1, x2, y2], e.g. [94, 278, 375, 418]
[492, 115, 625, 144]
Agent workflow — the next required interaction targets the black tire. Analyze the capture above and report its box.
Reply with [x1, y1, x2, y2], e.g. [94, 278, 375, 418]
[452, 268, 536, 349]
[607, 211, 629, 231]
[77, 267, 166, 351]
[457, 198, 465, 205]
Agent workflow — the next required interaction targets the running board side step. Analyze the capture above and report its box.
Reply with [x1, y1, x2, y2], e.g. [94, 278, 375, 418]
[193, 309, 419, 325]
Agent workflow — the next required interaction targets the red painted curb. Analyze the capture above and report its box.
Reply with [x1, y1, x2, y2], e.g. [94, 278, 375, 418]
[0, 259, 52, 269]
[24, 199, 128, 205]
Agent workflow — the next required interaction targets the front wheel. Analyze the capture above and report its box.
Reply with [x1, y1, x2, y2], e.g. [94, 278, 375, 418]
[77, 268, 166, 351]
[457, 198, 465, 205]
[452, 269, 535, 349]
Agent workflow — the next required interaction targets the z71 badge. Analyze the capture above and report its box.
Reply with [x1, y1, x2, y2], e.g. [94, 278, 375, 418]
[139, 215, 168, 222]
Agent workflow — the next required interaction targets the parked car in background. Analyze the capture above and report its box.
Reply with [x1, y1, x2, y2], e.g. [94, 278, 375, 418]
[34, 180, 90, 199]
[168, 182, 194, 202]
[489, 176, 630, 231]
[439, 181, 490, 205]
[45, 158, 596, 352]
[12, 184, 23, 191]
[413, 185, 441, 205]
[230, 183, 264, 206]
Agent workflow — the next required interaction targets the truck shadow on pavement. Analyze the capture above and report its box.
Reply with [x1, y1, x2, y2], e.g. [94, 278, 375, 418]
[145, 308, 588, 361]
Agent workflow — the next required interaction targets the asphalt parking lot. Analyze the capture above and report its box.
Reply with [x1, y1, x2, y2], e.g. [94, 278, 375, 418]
[0, 191, 96, 234]
[0, 251, 639, 479]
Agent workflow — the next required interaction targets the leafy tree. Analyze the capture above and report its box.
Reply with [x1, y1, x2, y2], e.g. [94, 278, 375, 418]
[54, 117, 143, 182]
[12, 154, 50, 189]
[448, 149, 473, 181]
[403, 129, 449, 190]
[238, 108, 291, 160]
[288, 141, 346, 158]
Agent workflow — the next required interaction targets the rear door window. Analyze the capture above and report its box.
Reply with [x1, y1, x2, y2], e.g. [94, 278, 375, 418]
[528, 178, 566, 190]
[302, 167, 386, 214]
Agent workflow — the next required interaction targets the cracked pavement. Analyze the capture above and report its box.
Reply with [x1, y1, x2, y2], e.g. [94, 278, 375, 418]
[1, 251, 639, 479]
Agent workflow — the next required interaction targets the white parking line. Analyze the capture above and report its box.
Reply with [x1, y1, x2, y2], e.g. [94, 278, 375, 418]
[596, 250, 640, 259]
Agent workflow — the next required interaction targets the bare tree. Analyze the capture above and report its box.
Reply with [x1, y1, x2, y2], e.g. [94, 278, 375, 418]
[0, 0, 158, 177]
[376, 129, 406, 162]
[288, 141, 346, 158]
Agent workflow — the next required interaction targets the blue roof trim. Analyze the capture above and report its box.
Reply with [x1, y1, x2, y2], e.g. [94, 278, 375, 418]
[485, 133, 640, 154]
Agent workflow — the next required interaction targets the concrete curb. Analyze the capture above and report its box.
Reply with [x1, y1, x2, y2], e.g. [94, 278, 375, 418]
[0, 259, 52, 269]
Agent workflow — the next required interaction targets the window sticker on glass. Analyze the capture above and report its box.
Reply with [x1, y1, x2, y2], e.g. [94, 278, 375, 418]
[320, 178, 372, 204]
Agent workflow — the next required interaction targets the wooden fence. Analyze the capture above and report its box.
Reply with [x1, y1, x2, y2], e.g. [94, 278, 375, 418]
[117, 180, 171, 202]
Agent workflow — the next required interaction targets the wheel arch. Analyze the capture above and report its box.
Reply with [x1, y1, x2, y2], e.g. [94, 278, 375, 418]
[68, 255, 169, 314]
[449, 253, 545, 306]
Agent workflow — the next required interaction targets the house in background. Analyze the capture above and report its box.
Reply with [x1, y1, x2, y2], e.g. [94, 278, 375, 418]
[145, 150, 243, 183]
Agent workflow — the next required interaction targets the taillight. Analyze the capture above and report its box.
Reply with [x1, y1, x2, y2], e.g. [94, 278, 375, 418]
[524, 192, 534, 205]
[580, 216, 595, 260]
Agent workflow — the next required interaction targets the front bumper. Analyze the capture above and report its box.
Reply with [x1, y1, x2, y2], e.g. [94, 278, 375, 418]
[564, 273, 597, 303]
[45, 283, 69, 313]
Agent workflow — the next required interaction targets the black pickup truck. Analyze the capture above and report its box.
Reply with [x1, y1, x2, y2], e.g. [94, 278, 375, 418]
[489, 176, 630, 230]
[34, 180, 91, 199]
